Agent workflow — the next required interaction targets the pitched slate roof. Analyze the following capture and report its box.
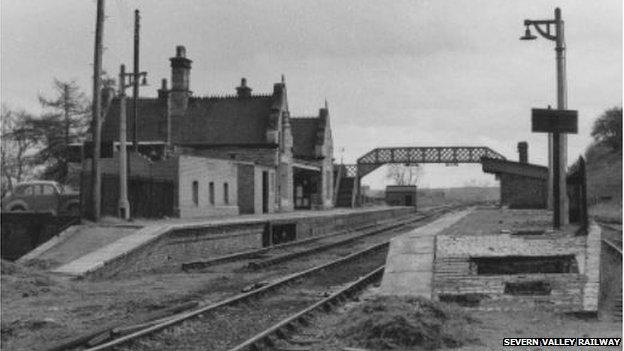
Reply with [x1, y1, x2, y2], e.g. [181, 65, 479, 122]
[101, 98, 168, 142]
[101, 94, 277, 145]
[172, 95, 275, 145]
[481, 157, 548, 179]
[290, 117, 319, 158]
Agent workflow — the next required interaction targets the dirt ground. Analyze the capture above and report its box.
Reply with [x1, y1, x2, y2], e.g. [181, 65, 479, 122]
[303, 291, 623, 351]
[1, 257, 299, 351]
[0, 217, 425, 351]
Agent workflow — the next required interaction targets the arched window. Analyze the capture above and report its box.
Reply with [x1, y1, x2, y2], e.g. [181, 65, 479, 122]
[192, 181, 199, 206]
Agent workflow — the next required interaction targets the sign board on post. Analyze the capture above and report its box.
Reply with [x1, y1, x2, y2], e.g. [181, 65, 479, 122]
[531, 108, 578, 134]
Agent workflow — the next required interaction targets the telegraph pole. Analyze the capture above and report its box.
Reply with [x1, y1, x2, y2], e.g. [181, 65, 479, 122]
[132, 9, 140, 152]
[91, 0, 105, 221]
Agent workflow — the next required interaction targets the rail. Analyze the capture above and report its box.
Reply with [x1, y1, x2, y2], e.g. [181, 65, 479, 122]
[228, 266, 385, 351]
[82, 242, 392, 350]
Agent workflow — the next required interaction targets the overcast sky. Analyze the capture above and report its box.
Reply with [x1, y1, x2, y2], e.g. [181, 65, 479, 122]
[1, 0, 621, 188]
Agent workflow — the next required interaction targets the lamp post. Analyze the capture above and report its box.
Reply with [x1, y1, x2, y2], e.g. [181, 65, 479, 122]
[521, 7, 569, 227]
[118, 64, 147, 219]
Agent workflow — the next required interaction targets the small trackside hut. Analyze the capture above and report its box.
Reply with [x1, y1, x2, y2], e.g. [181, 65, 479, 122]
[385, 185, 418, 207]
[482, 142, 548, 209]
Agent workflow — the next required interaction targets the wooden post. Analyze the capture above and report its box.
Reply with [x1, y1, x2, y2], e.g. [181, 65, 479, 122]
[90, 0, 105, 221]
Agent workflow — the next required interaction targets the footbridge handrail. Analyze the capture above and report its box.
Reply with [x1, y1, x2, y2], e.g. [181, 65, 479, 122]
[346, 146, 505, 178]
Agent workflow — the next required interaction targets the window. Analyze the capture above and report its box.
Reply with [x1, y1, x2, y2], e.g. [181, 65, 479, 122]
[209, 182, 215, 205]
[42, 185, 56, 195]
[192, 181, 199, 206]
[13, 185, 33, 196]
[223, 183, 229, 205]
[326, 171, 332, 198]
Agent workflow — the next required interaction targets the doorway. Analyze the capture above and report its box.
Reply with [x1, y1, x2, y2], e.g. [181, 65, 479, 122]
[262, 171, 269, 213]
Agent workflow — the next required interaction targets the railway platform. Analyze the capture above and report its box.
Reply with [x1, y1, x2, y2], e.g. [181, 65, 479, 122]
[19, 205, 419, 278]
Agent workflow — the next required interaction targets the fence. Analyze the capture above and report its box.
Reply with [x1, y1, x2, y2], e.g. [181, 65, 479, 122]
[567, 156, 588, 232]
[1, 213, 80, 261]
[82, 173, 175, 219]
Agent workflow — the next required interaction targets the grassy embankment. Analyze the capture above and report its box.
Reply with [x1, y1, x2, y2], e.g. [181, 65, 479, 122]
[585, 144, 622, 223]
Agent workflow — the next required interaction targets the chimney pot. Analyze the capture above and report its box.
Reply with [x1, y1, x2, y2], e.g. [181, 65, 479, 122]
[517, 141, 528, 163]
[236, 78, 252, 98]
[158, 79, 168, 100]
[176, 45, 186, 58]
[169, 46, 192, 114]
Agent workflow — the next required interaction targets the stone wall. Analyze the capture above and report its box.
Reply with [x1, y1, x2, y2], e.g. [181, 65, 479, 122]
[295, 207, 416, 240]
[177, 155, 239, 218]
[86, 222, 265, 279]
[86, 206, 417, 278]
[500, 173, 547, 209]
[180, 146, 279, 168]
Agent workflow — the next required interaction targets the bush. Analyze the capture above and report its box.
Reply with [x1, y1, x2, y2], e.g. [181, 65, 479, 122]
[591, 107, 622, 151]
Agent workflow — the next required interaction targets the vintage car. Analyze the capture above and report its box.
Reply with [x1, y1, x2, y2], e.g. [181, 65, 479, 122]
[1, 181, 80, 216]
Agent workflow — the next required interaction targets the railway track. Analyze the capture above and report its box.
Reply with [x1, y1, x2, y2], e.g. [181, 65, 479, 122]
[597, 220, 622, 254]
[596, 220, 622, 322]
[85, 241, 390, 350]
[47, 205, 460, 351]
[228, 266, 385, 351]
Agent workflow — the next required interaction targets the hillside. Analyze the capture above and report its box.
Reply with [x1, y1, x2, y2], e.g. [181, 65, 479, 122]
[585, 144, 622, 222]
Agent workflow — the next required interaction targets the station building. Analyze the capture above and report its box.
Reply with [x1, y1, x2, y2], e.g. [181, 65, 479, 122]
[77, 46, 334, 218]
[482, 142, 548, 209]
[385, 185, 418, 207]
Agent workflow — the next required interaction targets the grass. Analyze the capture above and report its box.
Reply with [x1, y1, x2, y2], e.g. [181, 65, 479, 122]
[585, 144, 622, 223]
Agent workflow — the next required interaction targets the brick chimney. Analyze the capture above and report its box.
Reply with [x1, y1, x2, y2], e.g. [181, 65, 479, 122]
[157, 78, 168, 100]
[518, 141, 528, 163]
[169, 45, 192, 115]
[236, 78, 252, 98]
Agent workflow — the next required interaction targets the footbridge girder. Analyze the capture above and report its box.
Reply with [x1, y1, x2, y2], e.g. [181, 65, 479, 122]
[352, 146, 506, 178]
[334, 146, 506, 207]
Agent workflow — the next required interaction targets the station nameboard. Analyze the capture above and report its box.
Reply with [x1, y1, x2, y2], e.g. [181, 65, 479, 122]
[531, 108, 578, 134]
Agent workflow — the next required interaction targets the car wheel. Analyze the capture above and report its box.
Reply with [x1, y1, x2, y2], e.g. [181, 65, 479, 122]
[10, 205, 26, 212]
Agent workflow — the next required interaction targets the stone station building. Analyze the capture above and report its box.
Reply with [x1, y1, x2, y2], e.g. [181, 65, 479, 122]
[77, 46, 334, 218]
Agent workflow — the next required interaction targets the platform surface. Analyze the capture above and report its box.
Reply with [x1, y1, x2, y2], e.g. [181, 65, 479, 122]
[379, 209, 473, 297]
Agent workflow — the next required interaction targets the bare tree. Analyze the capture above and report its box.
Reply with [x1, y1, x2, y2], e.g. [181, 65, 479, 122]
[1, 105, 39, 196]
[386, 164, 423, 186]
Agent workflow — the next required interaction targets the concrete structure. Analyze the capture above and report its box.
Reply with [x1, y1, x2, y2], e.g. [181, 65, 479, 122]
[380, 207, 601, 313]
[482, 142, 548, 209]
[432, 210, 601, 312]
[380, 209, 472, 297]
[76, 45, 334, 217]
[385, 185, 418, 207]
